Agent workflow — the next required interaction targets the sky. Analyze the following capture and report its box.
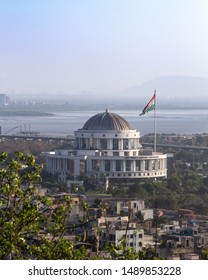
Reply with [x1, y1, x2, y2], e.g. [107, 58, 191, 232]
[1, 0, 208, 95]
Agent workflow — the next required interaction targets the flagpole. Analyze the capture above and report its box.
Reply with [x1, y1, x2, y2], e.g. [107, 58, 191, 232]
[154, 89, 157, 256]
[139, 91, 157, 152]
[154, 89, 156, 153]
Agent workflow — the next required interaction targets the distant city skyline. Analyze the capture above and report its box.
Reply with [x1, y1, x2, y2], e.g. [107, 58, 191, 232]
[1, 0, 208, 95]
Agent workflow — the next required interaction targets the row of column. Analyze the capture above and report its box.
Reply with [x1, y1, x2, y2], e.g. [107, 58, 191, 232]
[46, 157, 69, 172]
[76, 137, 139, 150]
[46, 157, 167, 179]
[89, 158, 166, 173]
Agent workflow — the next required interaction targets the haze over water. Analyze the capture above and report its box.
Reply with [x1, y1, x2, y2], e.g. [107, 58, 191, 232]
[0, 108, 208, 137]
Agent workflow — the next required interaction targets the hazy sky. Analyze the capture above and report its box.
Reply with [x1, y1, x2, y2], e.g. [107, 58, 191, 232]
[1, 0, 208, 94]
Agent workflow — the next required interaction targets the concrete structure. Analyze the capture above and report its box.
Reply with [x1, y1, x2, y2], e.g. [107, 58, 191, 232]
[46, 109, 167, 185]
[0, 94, 10, 106]
[102, 227, 144, 253]
[98, 217, 144, 253]
[114, 199, 153, 221]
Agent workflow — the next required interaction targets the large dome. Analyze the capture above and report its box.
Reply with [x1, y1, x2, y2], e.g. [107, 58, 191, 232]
[82, 109, 133, 131]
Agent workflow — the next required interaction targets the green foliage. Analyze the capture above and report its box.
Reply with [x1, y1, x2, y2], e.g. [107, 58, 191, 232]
[105, 149, 208, 215]
[138, 245, 161, 260]
[0, 152, 87, 260]
[201, 248, 208, 260]
[108, 240, 160, 260]
[108, 238, 139, 260]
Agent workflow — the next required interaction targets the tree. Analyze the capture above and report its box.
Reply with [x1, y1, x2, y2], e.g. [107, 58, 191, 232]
[201, 248, 208, 260]
[108, 240, 161, 260]
[167, 173, 183, 193]
[0, 152, 87, 260]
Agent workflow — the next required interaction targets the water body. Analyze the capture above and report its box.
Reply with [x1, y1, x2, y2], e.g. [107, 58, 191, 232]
[0, 109, 208, 137]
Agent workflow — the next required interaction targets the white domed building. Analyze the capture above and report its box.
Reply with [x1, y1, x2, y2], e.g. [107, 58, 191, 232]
[45, 109, 167, 187]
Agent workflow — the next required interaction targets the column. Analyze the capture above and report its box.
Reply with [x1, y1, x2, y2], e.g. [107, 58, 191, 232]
[140, 160, 145, 172]
[132, 160, 136, 172]
[74, 158, 80, 179]
[99, 160, 105, 172]
[109, 139, 113, 150]
[111, 160, 116, 172]
[86, 158, 92, 173]
[148, 160, 152, 171]
[119, 139, 123, 150]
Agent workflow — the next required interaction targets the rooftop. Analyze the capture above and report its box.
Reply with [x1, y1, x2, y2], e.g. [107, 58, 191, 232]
[82, 109, 133, 131]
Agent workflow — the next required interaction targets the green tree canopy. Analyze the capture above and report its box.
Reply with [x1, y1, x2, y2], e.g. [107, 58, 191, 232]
[0, 152, 88, 260]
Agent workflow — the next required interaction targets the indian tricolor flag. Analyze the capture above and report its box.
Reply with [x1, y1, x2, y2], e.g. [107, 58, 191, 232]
[139, 91, 156, 116]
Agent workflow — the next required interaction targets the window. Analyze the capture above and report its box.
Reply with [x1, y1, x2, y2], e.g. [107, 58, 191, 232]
[126, 160, 131, 171]
[116, 160, 121, 171]
[92, 160, 99, 171]
[152, 160, 156, 170]
[136, 160, 140, 171]
[105, 160, 110, 171]
[81, 138, 86, 149]
[113, 139, 119, 149]
[109, 234, 115, 241]
[123, 139, 128, 149]
[100, 139, 107, 149]
[145, 160, 149, 170]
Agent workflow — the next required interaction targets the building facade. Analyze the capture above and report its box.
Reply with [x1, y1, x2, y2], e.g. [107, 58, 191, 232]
[99, 227, 144, 253]
[0, 94, 10, 106]
[46, 109, 167, 183]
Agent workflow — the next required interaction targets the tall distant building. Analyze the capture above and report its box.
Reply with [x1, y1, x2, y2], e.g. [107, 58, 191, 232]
[45, 109, 167, 186]
[0, 94, 10, 106]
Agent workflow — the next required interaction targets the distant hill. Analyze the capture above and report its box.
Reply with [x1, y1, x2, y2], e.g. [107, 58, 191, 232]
[3, 75, 208, 110]
[111, 76, 208, 109]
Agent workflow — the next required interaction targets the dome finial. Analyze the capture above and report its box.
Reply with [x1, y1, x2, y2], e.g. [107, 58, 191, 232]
[106, 108, 109, 113]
